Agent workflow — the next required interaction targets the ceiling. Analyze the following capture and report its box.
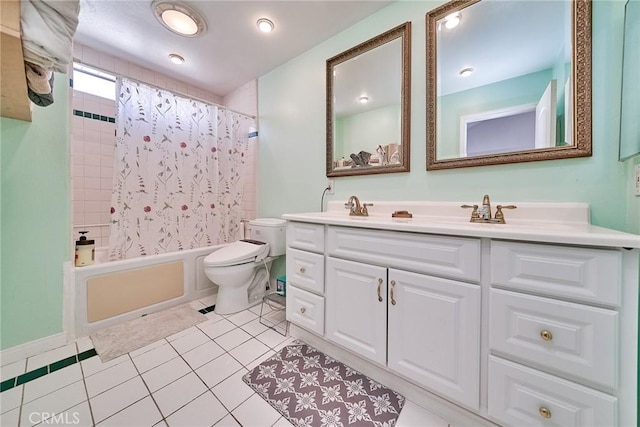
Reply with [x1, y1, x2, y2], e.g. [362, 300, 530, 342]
[74, 0, 393, 97]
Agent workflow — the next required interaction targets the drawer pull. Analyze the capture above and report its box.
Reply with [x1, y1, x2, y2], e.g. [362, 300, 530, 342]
[538, 407, 552, 419]
[540, 330, 553, 341]
[299, 307, 306, 314]
[299, 267, 306, 274]
[377, 278, 383, 302]
[390, 280, 397, 305]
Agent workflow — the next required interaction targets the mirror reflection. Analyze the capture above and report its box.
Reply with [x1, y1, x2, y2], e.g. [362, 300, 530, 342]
[327, 22, 411, 177]
[426, 0, 592, 170]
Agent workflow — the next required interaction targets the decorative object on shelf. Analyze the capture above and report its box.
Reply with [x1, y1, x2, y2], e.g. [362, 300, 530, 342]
[392, 210, 413, 218]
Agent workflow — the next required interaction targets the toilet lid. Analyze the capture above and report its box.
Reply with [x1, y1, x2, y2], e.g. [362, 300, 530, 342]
[203, 241, 269, 267]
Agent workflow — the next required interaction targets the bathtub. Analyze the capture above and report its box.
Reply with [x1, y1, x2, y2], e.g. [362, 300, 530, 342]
[70, 245, 222, 338]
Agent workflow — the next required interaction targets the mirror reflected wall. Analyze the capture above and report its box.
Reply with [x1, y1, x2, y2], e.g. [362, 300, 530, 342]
[426, 0, 592, 170]
[327, 22, 411, 177]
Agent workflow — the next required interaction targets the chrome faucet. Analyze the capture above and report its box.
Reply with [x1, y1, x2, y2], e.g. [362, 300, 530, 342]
[345, 195, 373, 216]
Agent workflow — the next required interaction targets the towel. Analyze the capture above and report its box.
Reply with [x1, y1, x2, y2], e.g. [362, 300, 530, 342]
[25, 62, 53, 94]
[27, 70, 55, 107]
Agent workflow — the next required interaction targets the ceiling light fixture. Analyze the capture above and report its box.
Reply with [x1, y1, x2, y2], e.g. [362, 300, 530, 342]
[439, 12, 461, 30]
[257, 18, 274, 33]
[152, 1, 207, 37]
[358, 96, 370, 104]
[459, 67, 474, 77]
[169, 53, 185, 64]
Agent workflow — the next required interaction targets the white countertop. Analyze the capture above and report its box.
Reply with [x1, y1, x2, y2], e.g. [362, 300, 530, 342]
[282, 201, 640, 249]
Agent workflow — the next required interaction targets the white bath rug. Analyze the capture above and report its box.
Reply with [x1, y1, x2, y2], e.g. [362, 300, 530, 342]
[90, 303, 208, 362]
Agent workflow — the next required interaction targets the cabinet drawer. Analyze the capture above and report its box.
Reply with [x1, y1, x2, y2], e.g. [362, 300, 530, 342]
[327, 226, 480, 282]
[491, 241, 621, 306]
[488, 356, 617, 427]
[490, 289, 618, 390]
[286, 285, 324, 336]
[286, 222, 324, 253]
[286, 248, 325, 294]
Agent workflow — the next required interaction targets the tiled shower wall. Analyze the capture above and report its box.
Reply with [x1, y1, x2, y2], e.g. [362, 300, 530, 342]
[71, 43, 258, 249]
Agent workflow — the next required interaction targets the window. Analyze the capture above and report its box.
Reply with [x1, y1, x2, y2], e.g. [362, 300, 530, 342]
[72, 63, 116, 100]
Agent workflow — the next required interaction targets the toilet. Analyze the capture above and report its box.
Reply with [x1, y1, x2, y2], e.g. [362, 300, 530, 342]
[203, 218, 286, 315]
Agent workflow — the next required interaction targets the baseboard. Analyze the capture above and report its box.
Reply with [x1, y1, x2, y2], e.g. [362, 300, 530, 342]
[0, 332, 67, 365]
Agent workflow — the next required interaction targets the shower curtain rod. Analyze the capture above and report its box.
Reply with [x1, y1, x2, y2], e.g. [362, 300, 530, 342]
[72, 60, 257, 120]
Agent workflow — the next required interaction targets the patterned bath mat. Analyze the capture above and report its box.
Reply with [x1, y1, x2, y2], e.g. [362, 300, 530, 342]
[243, 342, 405, 427]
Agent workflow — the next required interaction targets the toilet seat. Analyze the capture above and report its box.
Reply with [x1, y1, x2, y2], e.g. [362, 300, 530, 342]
[203, 241, 269, 268]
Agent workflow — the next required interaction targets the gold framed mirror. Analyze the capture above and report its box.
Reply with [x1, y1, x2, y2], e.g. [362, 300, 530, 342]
[327, 22, 411, 177]
[426, 0, 592, 170]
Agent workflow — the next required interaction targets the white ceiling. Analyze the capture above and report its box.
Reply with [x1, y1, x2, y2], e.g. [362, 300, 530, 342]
[74, 0, 393, 97]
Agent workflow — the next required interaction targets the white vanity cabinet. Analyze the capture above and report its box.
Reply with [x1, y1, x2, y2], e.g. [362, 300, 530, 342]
[282, 205, 639, 427]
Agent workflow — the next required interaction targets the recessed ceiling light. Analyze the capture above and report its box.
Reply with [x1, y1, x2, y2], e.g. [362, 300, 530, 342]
[169, 53, 185, 64]
[152, 1, 207, 37]
[459, 67, 474, 77]
[257, 18, 274, 33]
[358, 96, 370, 104]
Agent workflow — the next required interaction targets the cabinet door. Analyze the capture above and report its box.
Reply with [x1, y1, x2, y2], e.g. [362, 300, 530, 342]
[325, 257, 387, 365]
[387, 268, 481, 409]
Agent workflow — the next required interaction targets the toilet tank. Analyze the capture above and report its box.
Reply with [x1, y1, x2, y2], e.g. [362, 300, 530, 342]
[249, 218, 286, 256]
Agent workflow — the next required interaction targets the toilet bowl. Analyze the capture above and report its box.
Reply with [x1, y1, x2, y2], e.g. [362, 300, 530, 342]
[204, 219, 286, 315]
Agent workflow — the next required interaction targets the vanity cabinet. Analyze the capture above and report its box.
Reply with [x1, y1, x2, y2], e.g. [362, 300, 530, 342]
[283, 209, 638, 427]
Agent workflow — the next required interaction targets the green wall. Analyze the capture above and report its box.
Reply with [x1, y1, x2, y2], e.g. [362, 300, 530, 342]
[0, 74, 70, 350]
[258, 0, 638, 235]
[336, 104, 401, 160]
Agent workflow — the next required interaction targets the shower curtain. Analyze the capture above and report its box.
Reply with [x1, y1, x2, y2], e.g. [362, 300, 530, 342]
[108, 78, 254, 260]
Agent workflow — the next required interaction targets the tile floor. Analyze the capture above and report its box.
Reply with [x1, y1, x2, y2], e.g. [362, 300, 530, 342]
[1, 296, 450, 427]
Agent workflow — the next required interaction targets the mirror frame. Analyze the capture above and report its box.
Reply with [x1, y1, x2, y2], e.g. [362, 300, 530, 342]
[326, 22, 412, 177]
[426, 0, 592, 170]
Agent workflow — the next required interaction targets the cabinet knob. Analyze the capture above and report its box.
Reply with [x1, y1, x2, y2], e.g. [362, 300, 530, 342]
[540, 330, 553, 341]
[538, 407, 552, 419]
[299, 307, 306, 314]
[299, 267, 305, 274]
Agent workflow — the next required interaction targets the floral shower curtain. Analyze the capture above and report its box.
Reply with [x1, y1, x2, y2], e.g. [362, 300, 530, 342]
[108, 78, 255, 260]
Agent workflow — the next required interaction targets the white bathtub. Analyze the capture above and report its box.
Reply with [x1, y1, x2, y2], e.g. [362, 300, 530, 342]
[70, 245, 221, 337]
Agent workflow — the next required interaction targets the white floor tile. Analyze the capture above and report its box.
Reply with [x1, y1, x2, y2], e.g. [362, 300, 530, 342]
[141, 356, 191, 392]
[20, 381, 87, 427]
[215, 328, 252, 351]
[396, 401, 449, 427]
[198, 294, 217, 307]
[256, 328, 289, 349]
[0, 385, 23, 414]
[86, 359, 139, 397]
[1, 359, 26, 381]
[228, 339, 270, 366]
[168, 328, 211, 354]
[214, 414, 241, 426]
[23, 364, 83, 404]
[244, 350, 277, 372]
[226, 310, 258, 327]
[211, 368, 251, 411]
[153, 372, 207, 417]
[204, 311, 225, 322]
[249, 303, 271, 316]
[129, 338, 167, 358]
[131, 343, 178, 373]
[196, 353, 243, 388]
[240, 319, 270, 337]
[90, 376, 149, 423]
[97, 396, 162, 427]
[181, 340, 225, 370]
[75, 336, 95, 353]
[81, 353, 129, 378]
[165, 391, 227, 427]
[272, 416, 295, 426]
[1, 407, 19, 427]
[166, 325, 198, 342]
[232, 393, 281, 427]
[26, 343, 77, 371]
[273, 337, 296, 352]
[198, 318, 236, 339]
[65, 400, 94, 427]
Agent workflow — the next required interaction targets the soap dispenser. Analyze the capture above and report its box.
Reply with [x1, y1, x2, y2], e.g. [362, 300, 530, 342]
[75, 231, 95, 267]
